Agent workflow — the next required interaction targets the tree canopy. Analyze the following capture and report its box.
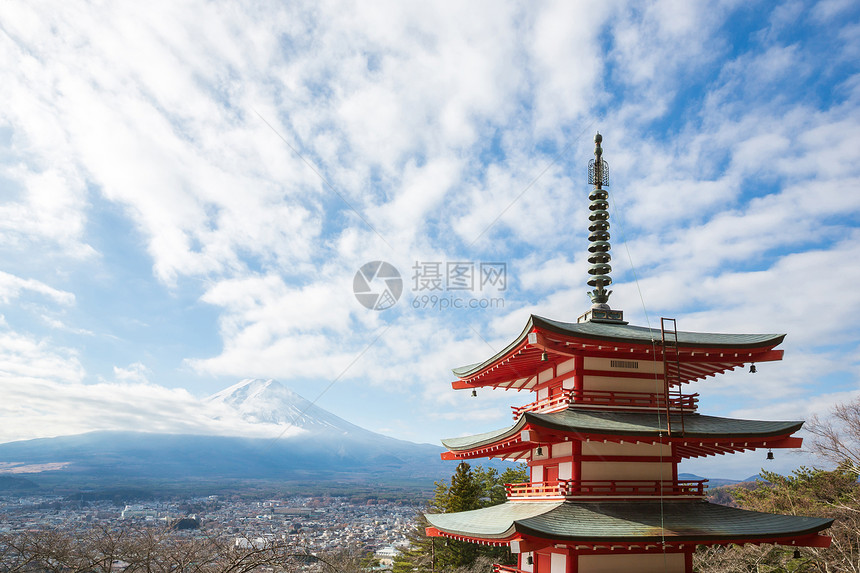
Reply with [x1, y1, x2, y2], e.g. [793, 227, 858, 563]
[695, 396, 860, 572]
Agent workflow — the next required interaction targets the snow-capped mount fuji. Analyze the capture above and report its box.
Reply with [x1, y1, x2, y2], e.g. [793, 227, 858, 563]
[0, 379, 452, 486]
[206, 379, 365, 435]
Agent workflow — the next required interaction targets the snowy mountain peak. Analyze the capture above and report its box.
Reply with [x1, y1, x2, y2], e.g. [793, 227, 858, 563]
[205, 379, 363, 435]
[208, 379, 304, 409]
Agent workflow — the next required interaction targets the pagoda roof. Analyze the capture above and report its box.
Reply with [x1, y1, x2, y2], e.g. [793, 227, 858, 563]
[441, 408, 802, 460]
[452, 315, 785, 387]
[425, 500, 832, 546]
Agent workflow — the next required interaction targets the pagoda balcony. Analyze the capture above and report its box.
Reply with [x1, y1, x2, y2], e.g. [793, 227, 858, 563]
[504, 479, 708, 500]
[511, 389, 698, 419]
[571, 389, 699, 412]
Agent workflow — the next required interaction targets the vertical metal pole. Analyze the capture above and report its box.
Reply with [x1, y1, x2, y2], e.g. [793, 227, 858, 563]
[660, 317, 685, 437]
[661, 318, 673, 436]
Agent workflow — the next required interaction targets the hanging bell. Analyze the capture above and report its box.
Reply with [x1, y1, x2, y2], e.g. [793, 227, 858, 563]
[540, 351, 549, 362]
[536, 446, 543, 456]
[527, 556, 534, 565]
[471, 389, 477, 398]
[766, 449, 774, 460]
[793, 549, 801, 559]
[750, 364, 757, 374]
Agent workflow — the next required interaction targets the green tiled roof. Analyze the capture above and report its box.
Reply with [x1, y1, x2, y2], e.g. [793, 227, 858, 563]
[426, 500, 832, 542]
[426, 502, 562, 538]
[441, 409, 802, 451]
[453, 315, 785, 377]
[534, 316, 785, 348]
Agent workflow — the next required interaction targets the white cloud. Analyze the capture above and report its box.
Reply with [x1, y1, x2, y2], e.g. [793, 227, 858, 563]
[112, 362, 152, 385]
[811, 0, 855, 22]
[0, 374, 308, 443]
[0, 326, 84, 387]
[0, 272, 75, 306]
[0, 331, 306, 442]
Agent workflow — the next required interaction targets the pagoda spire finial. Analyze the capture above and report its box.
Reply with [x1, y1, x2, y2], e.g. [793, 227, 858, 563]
[587, 132, 612, 308]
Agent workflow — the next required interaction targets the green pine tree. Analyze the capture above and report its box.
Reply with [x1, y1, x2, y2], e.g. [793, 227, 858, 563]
[397, 462, 529, 573]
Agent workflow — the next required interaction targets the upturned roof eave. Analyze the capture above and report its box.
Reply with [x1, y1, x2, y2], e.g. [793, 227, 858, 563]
[451, 315, 538, 378]
[525, 410, 804, 440]
[440, 409, 803, 452]
[452, 314, 786, 380]
[512, 521, 836, 545]
[514, 501, 834, 544]
[424, 501, 563, 539]
[440, 415, 528, 451]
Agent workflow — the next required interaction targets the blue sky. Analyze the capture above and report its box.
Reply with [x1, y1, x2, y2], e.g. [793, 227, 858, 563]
[1, 0, 860, 479]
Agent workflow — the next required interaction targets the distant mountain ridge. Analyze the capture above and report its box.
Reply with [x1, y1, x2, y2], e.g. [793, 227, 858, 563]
[0, 379, 457, 487]
[678, 472, 760, 488]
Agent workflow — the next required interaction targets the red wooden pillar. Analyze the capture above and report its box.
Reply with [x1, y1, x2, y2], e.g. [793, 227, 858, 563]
[571, 354, 584, 487]
[536, 551, 551, 573]
[565, 547, 577, 573]
[573, 355, 583, 395]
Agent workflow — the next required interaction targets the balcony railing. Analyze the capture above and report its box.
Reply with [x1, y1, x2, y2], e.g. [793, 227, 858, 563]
[504, 479, 708, 499]
[512, 389, 699, 418]
[494, 565, 528, 573]
[511, 390, 574, 418]
[570, 389, 698, 411]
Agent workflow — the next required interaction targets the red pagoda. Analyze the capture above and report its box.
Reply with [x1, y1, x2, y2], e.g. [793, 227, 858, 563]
[425, 134, 832, 573]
